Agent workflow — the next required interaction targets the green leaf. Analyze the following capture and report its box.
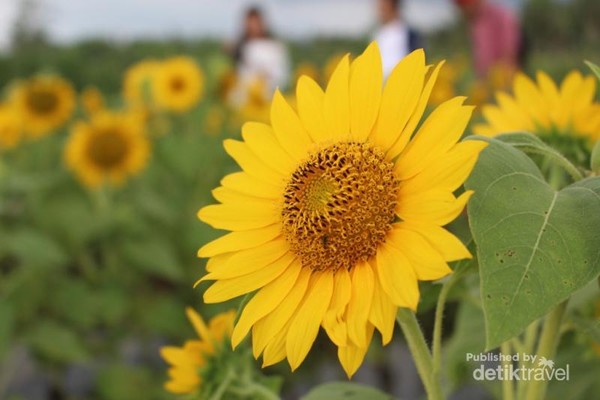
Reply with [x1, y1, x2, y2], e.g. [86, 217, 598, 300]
[591, 140, 600, 173]
[6, 229, 68, 268]
[28, 321, 89, 363]
[466, 137, 600, 349]
[585, 60, 600, 81]
[119, 235, 183, 281]
[302, 382, 395, 400]
[0, 303, 15, 359]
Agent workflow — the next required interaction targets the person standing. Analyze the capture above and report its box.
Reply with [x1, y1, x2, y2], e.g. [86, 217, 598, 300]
[453, 0, 522, 78]
[230, 6, 290, 97]
[373, 0, 421, 78]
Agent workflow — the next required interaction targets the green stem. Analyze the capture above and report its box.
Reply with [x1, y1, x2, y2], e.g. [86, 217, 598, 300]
[518, 146, 583, 182]
[246, 383, 280, 400]
[208, 367, 234, 400]
[524, 301, 568, 400]
[516, 321, 539, 400]
[396, 308, 443, 400]
[432, 266, 467, 380]
[501, 341, 515, 400]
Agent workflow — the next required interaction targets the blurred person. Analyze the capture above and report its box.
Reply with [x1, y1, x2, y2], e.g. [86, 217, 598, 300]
[453, 0, 522, 79]
[229, 6, 289, 105]
[373, 0, 422, 78]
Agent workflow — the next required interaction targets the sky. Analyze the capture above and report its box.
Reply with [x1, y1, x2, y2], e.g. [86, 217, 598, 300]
[0, 0, 520, 51]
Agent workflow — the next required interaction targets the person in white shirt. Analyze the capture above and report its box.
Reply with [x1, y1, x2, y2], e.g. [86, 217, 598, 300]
[373, 0, 421, 78]
[229, 6, 290, 105]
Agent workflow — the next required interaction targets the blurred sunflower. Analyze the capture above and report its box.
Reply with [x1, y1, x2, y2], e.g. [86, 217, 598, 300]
[0, 105, 23, 150]
[323, 53, 347, 83]
[152, 56, 204, 113]
[294, 62, 320, 85]
[123, 59, 159, 106]
[11, 75, 75, 138]
[197, 43, 486, 377]
[81, 86, 104, 115]
[474, 70, 600, 142]
[160, 308, 235, 394]
[64, 111, 150, 187]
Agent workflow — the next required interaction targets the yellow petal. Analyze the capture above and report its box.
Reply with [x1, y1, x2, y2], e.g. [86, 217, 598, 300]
[387, 61, 444, 159]
[371, 49, 425, 151]
[203, 252, 295, 303]
[270, 90, 313, 161]
[399, 221, 472, 262]
[396, 189, 473, 226]
[399, 140, 487, 193]
[349, 42, 382, 141]
[201, 238, 290, 279]
[324, 54, 351, 140]
[296, 75, 329, 142]
[322, 268, 351, 346]
[375, 243, 420, 310]
[198, 224, 281, 258]
[231, 259, 302, 347]
[198, 202, 279, 231]
[346, 261, 374, 348]
[242, 122, 297, 176]
[286, 271, 334, 370]
[387, 225, 452, 281]
[211, 186, 277, 206]
[395, 97, 473, 180]
[220, 172, 282, 200]
[224, 139, 285, 184]
[185, 307, 211, 343]
[262, 320, 291, 367]
[368, 267, 397, 345]
[338, 325, 374, 378]
[251, 267, 312, 357]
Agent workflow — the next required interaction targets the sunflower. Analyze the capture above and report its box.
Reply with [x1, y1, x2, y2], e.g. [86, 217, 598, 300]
[197, 42, 486, 377]
[160, 308, 235, 394]
[64, 111, 150, 187]
[294, 62, 320, 86]
[81, 86, 104, 115]
[0, 105, 23, 150]
[473, 70, 600, 142]
[123, 59, 159, 106]
[152, 56, 204, 113]
[11, 75, 75, 138]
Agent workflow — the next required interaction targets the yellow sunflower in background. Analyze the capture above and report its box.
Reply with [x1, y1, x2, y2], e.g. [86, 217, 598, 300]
[123, 59, 159, 106]
[474, 70, 600, 142]
[197, 42, 487, 377]
[294, 62, 320, 86]
[160, 308, 235, 394]
[81, 86, 104, 115]
[11, 75, 75, 138]
[0, 105, 23, 150]
[152, 56, 204, 113]
[64, 110, 150, 188]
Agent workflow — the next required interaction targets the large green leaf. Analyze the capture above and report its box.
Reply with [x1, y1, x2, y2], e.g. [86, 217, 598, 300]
[302, 382, 395, 400]
[466, 136, 600, 349]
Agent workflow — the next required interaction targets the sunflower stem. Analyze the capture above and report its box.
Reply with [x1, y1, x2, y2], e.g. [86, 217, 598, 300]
[396, 308, 443, 400]
[518, 146, 584, 183]
[524, 300, 568, 400]
[500, 341, 515, 400]
[432, 264, 467, 381]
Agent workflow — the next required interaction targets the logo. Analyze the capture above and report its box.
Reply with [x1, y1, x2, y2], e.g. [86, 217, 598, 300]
[466, 352, 570, 381]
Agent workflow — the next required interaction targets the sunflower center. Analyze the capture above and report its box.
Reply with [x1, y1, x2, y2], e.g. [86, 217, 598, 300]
[170, 76, 186, 92]
[26, 88, 58, 114]
[87, 128, 129, 169]
[282, 142, 399, 272]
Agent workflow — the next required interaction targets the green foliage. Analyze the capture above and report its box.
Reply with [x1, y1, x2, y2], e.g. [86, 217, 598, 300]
[302, 382, 395, 400]
[466, 135, 600, 349]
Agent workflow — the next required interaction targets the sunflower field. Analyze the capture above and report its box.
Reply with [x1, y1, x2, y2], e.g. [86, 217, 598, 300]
[1, 1, 600, 399]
